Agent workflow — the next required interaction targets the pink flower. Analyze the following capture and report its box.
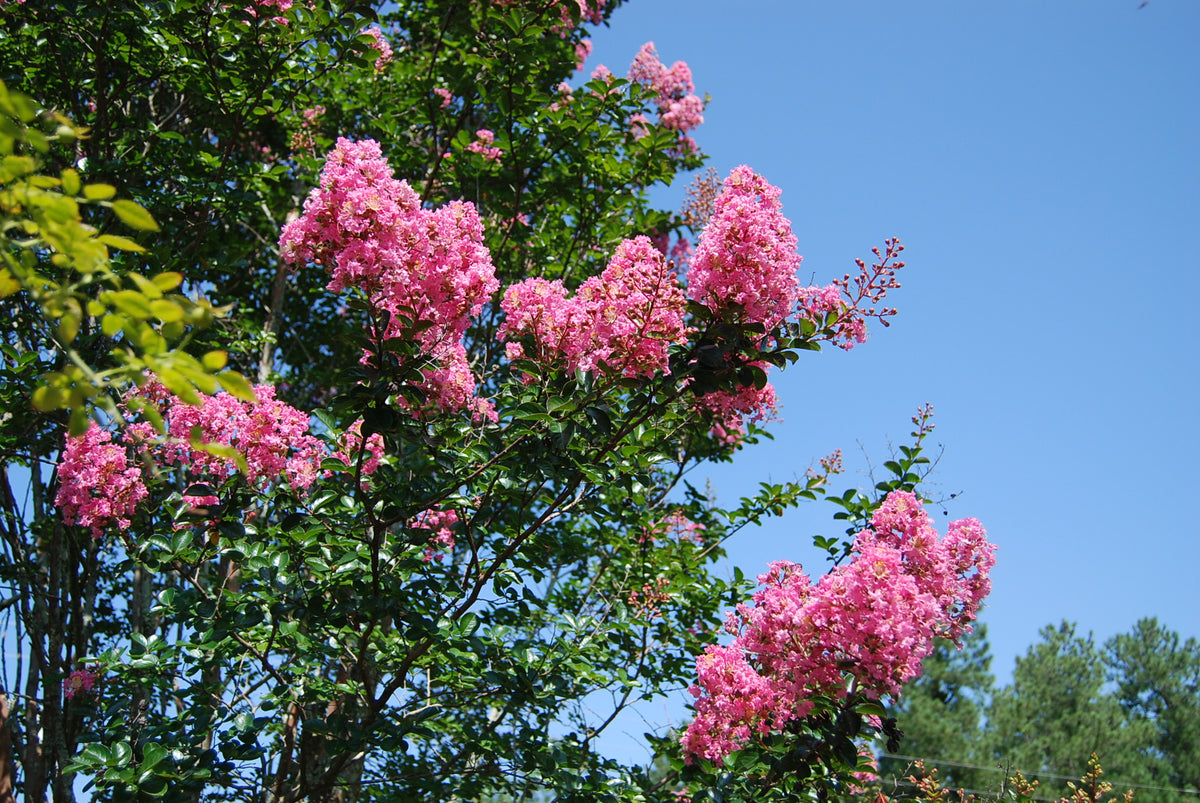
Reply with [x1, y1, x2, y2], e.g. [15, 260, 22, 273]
[361, 25, 393, 71]
[414, 507, 460, 562]
[63, 667, 100, 700]
[128, 383, 327, 493]
[694, 373, 779, 440]
[465, 129, 504, 163]
[574, 38, 592, 71]
[687, 166, 801, 335]
[433, 87, 454, 108]
[682, 493, 995, 763]
[280, 138, 499, 416]
[797, 239, 905, 350]
[55, 422, 149, 539]
[331, 419, 386, 479]
[243, 0, 293, 24]
[498, 236, 690, 379]
[627, 43, 704, 146]
[641, 510, 706, 544]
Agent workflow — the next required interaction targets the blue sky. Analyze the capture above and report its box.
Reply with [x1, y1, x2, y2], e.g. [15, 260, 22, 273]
[584, 0, 1200, 758]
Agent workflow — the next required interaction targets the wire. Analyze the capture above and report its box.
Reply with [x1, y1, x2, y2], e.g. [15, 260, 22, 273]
[880, 753, 1200, 797]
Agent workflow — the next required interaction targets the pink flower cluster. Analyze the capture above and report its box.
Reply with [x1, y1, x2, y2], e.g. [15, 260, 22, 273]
[574, 38, 592, 72]
[243, 0, 293, 24]
[433, 88, 454, 109]
[279, 138, 499, 415]
[331, 419, 386, 479]
[361, 25, 393, 72]
[499, 236, 690, 379]
[465, 129, 503, 163]
[63, 667, 100, 700]
[641, 510, 706, 545]
[289, 105, 325, 156]
[551, 0, 606, 34]
[128, 384, 327, 492]
[681, 491, 995, 763]
[796, 238, 905, 351]
[695, 377, 780, 444]
[414, 507, 460, 562]
[627, 42, 704, 152]
[56, 386, 386, 537]
[687, 166, 801, 336]
[492, 0, 605, 36]
[55, 422, 149, 539]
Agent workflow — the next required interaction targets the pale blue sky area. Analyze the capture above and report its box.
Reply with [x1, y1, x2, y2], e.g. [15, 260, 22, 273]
[584, 0, 1200, 760]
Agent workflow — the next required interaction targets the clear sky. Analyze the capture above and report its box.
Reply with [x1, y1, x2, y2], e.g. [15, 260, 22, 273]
[584, 0, 1200, 759]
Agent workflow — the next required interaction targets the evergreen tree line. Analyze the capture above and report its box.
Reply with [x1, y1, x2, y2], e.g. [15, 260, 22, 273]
[878, 619, 1200, 803]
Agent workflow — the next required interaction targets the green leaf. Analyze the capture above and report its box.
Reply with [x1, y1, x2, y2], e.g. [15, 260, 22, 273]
[82, 183, 116, 200]
[148, 298, 184, 323]
[217, 370, 256, 401]
[140, 742, 168, 770]
[109, 199, 159, 231]
[111, 741, 134, 768]
[151, 271, 184, 291]
[201, 350, 227, 371]
[105, 290, 153, 319]
[97, 233, 145, 252]
[60, 168, 81, 195]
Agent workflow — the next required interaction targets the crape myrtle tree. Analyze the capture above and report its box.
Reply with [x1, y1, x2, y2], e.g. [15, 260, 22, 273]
[0, 1, 996, 801]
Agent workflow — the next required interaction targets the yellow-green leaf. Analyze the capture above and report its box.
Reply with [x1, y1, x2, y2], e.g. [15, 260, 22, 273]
[57, 309, 80, 344]
[151, 271, 183, 291]
[104, 289, 153, 319]
[132, 322, 166, 355]
[67, 407, 92, 437]
[60, 168, 81, 196]
[101, 313, 124, 336]
[83, 183, 117, 200]
[149, 298, 183, 323]
[31, 384, 67, 412]
[0, 268, 20, 298]
[98, 234, 145, 253]
[201, 350, 227, 371]
[109, 199, 158, 232]
[155, 367, 202, 406]
[170, 358, 221, 395]
[217, 370, 256, 402]
[128, 273, 162, 299]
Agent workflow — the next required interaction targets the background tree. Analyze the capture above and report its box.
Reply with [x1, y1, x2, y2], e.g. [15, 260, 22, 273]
[876, 626, 994, 794]
[1105, 617, 1200, 795]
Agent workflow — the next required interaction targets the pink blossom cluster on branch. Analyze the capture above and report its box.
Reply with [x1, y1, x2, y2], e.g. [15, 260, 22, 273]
[465, 129, 503, 163]
[289, 105, 325, 157]
[681, 491, 995, 763]
[687, 166, 801, 335]
[279, 138, 499, 416]
[640, 509, 707, 545]
[63, 667, 100, 700]
[492, 0, 605, 35]
[55, 385, 385, 538]
[695, 377, 779, 444]
[127, 383, 328, 492]
[499, 235, 690, 379]
[243, 0, 294, 25]
[627, 42, 704, 153]
[413, 507, 460, 563]
[361, 25, 393, 72]
[797, 238, 905, 350]
[55, 422, 149, 539]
